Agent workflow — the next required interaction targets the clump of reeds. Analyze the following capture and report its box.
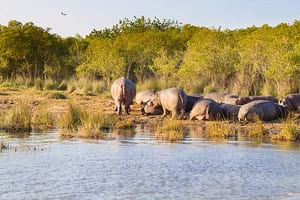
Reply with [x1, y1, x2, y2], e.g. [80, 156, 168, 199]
[270, 116, 298, 141]
[32, 106, 55, 131]
[59, 103, 115, 138]
[155, 120, 188, 141]
[0, 102, 55, 133]
[206, 121, 234, 139]
[0, 103, 32, 132]
[115, 119, 135, 129]
[247, 116, 268, 138]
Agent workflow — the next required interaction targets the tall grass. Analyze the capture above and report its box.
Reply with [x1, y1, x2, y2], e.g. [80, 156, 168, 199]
[0, 102, 55, 132]
[206, 121, 234, 139]
[270, 116, 298, 141]
[155, 120, 188, 141]
[59, 103, 116, 138]
[247, 116, 268, 138]
[0, 103, 32, 132]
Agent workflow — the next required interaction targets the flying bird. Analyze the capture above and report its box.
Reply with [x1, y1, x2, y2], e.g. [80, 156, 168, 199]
[60, 12, 67, 16]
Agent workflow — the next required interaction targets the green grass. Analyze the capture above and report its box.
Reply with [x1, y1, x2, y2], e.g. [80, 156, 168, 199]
[247, 116, 268, 138]
[206, 121, 234, 139]
[270, 116, 298, 141]
[155, 120, 188, 141]
[59, 103, 116, 138]
[0, 103, 32, 132]
[32, 106, 55, 131]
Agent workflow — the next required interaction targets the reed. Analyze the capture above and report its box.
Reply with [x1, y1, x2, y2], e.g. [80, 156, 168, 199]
[155, 120, 187, 141]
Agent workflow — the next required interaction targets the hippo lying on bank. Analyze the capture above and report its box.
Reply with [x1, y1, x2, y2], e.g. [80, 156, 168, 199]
[147, 88, 187, 119]
[279, 93, 300, 112]
[204, 92, 248, 105]
[247, 96, 278, 104]
[185, 94, 203, 113]
[142, 104, 163, 115]
[220, 104, 241, 121]
[135, 90, 155, 106]
[189, 99, 223, 120]
[111, 77, 136, 115]
[238, 100, 287, 122]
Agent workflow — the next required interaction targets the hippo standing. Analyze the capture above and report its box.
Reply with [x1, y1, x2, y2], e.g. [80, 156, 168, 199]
[279, 93, 300, 112]
[189, 99, 223, 120]
[111, 77, 136, 115]
[147, 88, 187, 119]
[238, 100, 287, 122]
[220, 104, 241, 121]
[185, 94, 203, 113]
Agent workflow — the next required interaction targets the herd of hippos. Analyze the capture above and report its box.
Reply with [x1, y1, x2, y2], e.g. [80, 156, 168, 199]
[111, 77, 300, 122]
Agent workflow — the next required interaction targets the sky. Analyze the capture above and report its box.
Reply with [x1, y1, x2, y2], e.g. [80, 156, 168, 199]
[0, 0, 299, 37]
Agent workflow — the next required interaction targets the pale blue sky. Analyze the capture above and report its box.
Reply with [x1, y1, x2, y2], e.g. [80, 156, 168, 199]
[0, 0, 299, 37]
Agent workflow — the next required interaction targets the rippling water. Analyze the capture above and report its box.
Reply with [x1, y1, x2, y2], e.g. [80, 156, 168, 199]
[1, 126, 300, 200]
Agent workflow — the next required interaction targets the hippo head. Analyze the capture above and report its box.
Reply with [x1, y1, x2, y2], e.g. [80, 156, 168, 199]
[277, 105, 289, 118]
[147, 93, 161, 107]
[279, 97, 293, 111]
[236, 97, 251, 105]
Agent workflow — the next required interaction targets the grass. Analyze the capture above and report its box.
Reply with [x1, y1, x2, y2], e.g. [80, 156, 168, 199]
[270, 116, 298, 141]
[59, 103, 116, 138]
[155, 120, 188, 141]
[115, 119, 135, 129]
[247, 116, 268, 138]
[0, 102, 55, 133]
[206, 121, 234, 139]
[48, 92, 67, 99]
[0, 103, 32, 132]
[32, 106, 55, 131]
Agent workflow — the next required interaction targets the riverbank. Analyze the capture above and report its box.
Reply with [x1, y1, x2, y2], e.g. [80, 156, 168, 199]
[0, 88, 299, 142]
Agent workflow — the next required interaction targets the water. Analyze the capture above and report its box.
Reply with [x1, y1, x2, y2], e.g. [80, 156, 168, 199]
[1, 127, 300, 200]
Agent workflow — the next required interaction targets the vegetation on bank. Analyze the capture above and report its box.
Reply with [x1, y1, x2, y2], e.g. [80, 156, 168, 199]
[0, 102, 55, 132]
[0, 17, 299, 97]
[155, 120, 188, 141]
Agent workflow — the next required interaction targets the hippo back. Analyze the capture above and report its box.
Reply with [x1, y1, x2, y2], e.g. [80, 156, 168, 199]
[135, 90, 154, 105]
[185, 94, 203, 112]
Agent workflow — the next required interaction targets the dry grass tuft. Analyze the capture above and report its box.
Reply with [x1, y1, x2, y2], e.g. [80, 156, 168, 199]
[155, 120, 188, 141]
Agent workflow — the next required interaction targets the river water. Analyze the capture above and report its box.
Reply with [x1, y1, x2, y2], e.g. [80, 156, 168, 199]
[1, 126, 300, 200]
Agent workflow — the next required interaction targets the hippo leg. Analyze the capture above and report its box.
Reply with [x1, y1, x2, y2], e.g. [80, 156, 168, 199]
[161, 107, 167, 119]
[179, 108, 185, 120]
[171, 109, 178, 120]
[125, 103, 130, 115]
[116, 100, 122, 115]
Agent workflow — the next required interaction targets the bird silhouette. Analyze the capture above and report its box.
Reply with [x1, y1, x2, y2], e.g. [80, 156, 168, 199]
[60, 12, 67, 16]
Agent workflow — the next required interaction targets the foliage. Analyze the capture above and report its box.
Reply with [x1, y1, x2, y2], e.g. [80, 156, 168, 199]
[0, 17, 299, 96]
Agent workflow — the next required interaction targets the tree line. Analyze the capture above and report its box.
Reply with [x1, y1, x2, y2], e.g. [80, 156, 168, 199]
[0, 16, 299, 96]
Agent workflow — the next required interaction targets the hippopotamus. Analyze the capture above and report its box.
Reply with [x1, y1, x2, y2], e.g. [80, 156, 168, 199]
[135, 90, 155, 106]
[204, 92, 247, 105]
[185, 94, 203, 112]
[204, 92, 228, 104]
[189, 99, 223, 120]
[238, 100, 287, 122]
[247, 96, 278, 104]
[147, 88, 187, 119]
[220, 104, 241, 121]
[142, 104, 163, 115]
[279, 93, 300, 112]
[111, 77, 136, 115]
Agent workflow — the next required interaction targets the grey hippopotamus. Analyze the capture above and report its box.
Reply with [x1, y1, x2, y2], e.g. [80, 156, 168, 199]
[135, 90, 155, 106]
[204, 92, 247, 105]
[142, 104, 163, 115]
[147, 88, 187, 119]
[220, 104, 241, 121]
[238, 100, 287, 122]
[279, 93, 300, 112]
[111, 77, 136, 115]
[189, 99, 223, 120]
[204, 92, 228, 104]
[247, 96, 278, 104]
[185, 94, 203, 112]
